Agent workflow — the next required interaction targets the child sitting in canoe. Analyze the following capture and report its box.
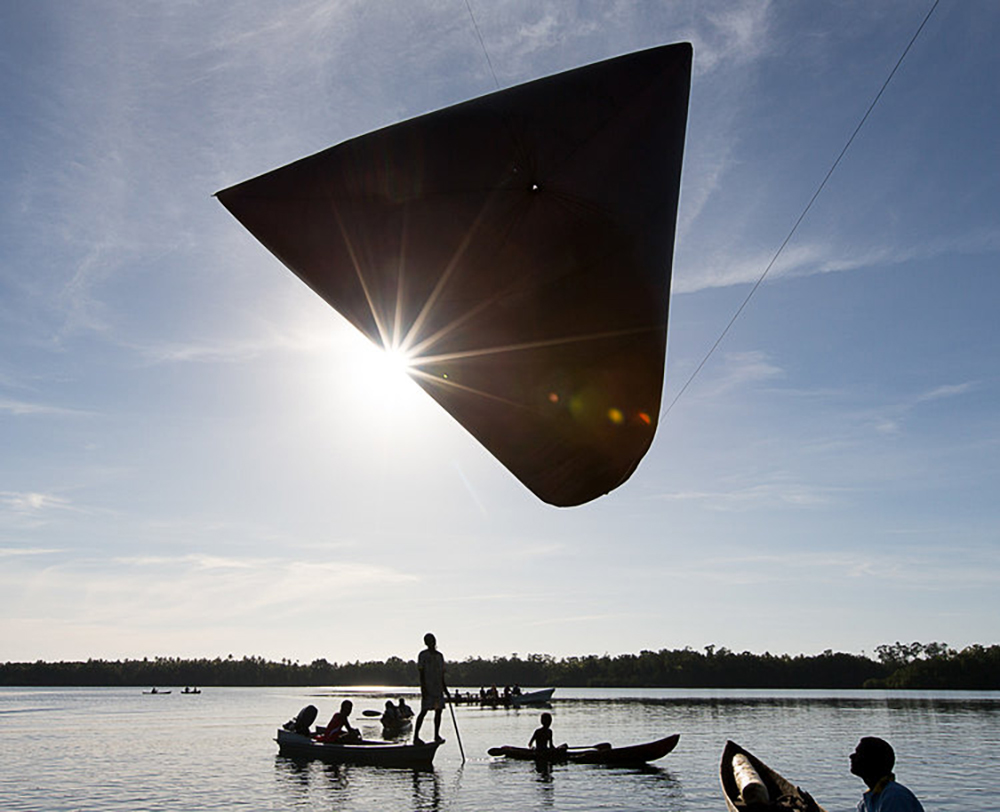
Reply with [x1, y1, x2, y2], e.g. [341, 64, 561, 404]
[315, 699, 362, 743]
[528, 712, 567, 753]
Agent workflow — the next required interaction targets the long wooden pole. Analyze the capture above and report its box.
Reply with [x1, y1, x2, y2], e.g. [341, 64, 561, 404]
[448, 699, 465, 763]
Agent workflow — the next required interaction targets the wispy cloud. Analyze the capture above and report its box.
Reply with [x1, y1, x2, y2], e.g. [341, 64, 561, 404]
[655, 479, 843, 512]
[677, 225, 1000, 295]
[526, 611, 637, 628]
[0, 398, 89, 417]
[133, 313, 351, 366]
[0, 546, 63, 557]
[677, 350, 783, 402]
[0, 491, 73, 514]
[860, 379, 980, 437]
[916, 382, 978, 403]
[641, 547, 1000, 590]
[697, 1, 773, 72]
[3, 551, 418, 631]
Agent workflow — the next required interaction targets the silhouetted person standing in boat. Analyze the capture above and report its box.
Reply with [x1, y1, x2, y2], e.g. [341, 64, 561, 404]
[851, 737, 925, 812]
[413, 632, 448, 744]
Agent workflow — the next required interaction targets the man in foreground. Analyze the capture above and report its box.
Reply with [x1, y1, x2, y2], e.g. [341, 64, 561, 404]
[413, 632, 448, 744]
[850, 736, 925, 812]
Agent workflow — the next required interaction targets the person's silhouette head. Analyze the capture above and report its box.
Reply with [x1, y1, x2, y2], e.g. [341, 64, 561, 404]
[424, 632, 436, 649]
[850, 737, 895, 788]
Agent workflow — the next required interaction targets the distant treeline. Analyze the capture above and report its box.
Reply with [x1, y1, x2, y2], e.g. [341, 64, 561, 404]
[2, 642, 998, 689]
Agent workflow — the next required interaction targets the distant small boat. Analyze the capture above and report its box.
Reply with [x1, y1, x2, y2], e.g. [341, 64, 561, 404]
[275, 729, 441, 768]
[465, 687, 556, 707]
[489, 733, 679, 765]
[142, 689, 171, 695]
[181, 688, 201, 694]
[720, 740, 826, 812]
[511, 687, 555, 706]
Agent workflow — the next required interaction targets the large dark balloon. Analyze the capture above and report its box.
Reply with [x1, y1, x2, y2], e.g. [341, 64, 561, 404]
[217, 42, 692, 506]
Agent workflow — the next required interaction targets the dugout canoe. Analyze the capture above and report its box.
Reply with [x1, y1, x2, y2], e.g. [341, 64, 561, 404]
[720, 740, 826, 812]
[380, 716, 413, 737]
[489, 733, 679, 765]
[276, 729, 441, 768]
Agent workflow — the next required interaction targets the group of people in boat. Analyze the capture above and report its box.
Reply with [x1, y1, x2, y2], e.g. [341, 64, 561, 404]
[306, 632, 448, 745]
[380, 697, 413, 726]
[144, 686, 200, 694]
[288, 630, 926, 811]
[450, 683, 524, 705]
[306, 696, 413, 743]
[296, 697, 923, 811]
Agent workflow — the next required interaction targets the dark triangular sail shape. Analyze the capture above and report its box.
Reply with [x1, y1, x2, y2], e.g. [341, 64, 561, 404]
[217, 42, 692, 507]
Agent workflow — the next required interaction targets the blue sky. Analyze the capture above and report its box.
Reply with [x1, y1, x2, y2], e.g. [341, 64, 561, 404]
[2, 1, 998, 665]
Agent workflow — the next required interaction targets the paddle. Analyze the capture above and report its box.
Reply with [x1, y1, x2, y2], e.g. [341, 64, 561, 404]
[448, 698, 466, 763]
[361, 710, 383, 717]
[488, 743, 612, 756]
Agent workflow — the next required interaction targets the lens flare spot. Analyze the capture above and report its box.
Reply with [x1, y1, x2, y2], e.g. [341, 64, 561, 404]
[548, 392, 560, 403]
[607, 407, 624, 424]
[638, 412, 651, 425]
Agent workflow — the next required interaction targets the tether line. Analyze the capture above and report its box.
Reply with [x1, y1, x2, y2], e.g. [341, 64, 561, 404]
[465, 0, 500, 90]
[662, 0, 941, 419]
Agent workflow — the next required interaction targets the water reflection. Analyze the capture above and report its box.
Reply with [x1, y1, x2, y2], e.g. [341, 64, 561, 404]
[530, 761, 556, 808]
[274, 753, 441, 811]
[410, 768, 442, 811]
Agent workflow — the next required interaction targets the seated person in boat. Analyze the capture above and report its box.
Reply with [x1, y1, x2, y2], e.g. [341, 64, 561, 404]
[397, 697, 413, 719]
[316, 699, 361, 743]
[528, 712, 567, 753]
[850, 736, 925, 812]
[382, 700, 401, 724]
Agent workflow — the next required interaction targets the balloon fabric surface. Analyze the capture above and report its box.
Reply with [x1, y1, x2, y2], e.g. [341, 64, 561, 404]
[216, 42, 692, 507]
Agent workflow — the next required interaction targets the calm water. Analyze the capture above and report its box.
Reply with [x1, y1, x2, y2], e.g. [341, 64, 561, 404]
[1, 686, 997, 811]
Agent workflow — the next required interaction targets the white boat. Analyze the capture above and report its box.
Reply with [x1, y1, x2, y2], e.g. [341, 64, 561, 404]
[511, 687, 555, 706]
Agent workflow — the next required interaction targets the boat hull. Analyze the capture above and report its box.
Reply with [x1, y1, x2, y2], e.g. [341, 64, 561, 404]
[511, 688, 555, 706]
[720, 740, 826, 812]
[492, 733, 679, 765]
[380, 718, 413, 738]
[465, 687, 556, 707]
[276, 729, 441, 768]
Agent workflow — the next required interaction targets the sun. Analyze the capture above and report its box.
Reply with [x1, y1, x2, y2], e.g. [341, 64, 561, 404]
[380, 345, 414, 378]
[352, 338, 422, 409]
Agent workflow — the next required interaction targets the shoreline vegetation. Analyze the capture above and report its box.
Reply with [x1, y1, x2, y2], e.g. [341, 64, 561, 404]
[2, 642, 997, 690]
